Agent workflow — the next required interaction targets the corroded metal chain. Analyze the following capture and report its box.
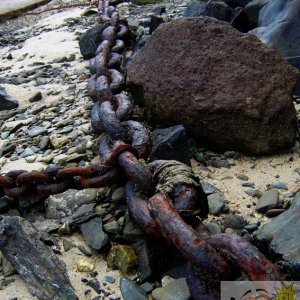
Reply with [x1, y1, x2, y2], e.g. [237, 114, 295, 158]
[0, 0, 281, 298]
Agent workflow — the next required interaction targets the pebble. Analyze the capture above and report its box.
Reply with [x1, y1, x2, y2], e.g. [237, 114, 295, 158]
[236, 174, 249, 181]
[152, 277, 190, 300]
[119, 277, 147, 300]
[86, 279, 102, 294]
[20, 147, 34, 158]
[256, 188, 279, 213]
[207, 193, 225, 215]
[111, 187, 125, 201]
[244, 223, 259, 233]
[104, 220, 120, 234]
[265, 208, 285, 218]
[140, 282, 153, 293]
[242, 182, 255, 188]
[28, 126, 47, 137]
[77, 259, 95, 272]
[28, 91, 42, 103]
[205, 222, 222, 234]
[105, 275, 116, 284]
[272, 182, 288, 190]
[244, 189, 261, 198]
[200, 180, 220, 195]
[62, 239, 76, 252]
[50, 136, 69, 148]
[25, 155, 37, 163]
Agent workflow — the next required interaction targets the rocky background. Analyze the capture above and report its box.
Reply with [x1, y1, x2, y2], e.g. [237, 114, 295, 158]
[0, 0, 300, 299]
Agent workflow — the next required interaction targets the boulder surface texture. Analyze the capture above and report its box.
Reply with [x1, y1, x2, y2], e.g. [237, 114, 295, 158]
[127, 17, 299, 155]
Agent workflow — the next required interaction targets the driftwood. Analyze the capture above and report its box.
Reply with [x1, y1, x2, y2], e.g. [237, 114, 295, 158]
[0, 216, 77, 300]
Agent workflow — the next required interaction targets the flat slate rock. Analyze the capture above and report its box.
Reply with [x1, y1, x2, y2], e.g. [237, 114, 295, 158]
[255, 192, 300, 267]
[0, 216, 77, 300]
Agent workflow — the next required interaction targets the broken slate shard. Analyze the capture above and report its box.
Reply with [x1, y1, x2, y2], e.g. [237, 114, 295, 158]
[0, 216, 78, 300]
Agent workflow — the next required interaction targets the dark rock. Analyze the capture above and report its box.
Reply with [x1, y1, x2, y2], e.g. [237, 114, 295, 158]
[242, 182, 255, 188]
[150, 125, 190, 165]
[63, 239, 76, 252]
[230, 8, 252, 32]
[224, 0, 252, 8]
[90, 271, 98, 278]
[149, 15, 164, 34]
[0, 87, 19, 111]
[134, 240, 152, 282]
[119, 277, 147, 300]
[86, 279, 102, 294]
[265, 208, 285, 217]
[127, 17, 298, 155]
[28, 126, 47, 137]
[79, 24, 104, 59]
[140, 282, 154, 293]
[244, 223, 259, 233]
[207, 193, 225, 215]
[80, 217, 108, 251]
[205, 222, 222, 234]
[152, 278, 190, 300]
[0, 217, 77, 300]
[183, 0, 235, 23]
[251, 0, 300, 57]
[221, 215, 247, 229]
[244, 0, 270, 27]
[28, 91, 42, 103]
[78, 245, 93, 257]
[255, 192, 300, 268]
[272, 182, 288, 190]
[256, 189, 279, 213]
[210, 159, 231, 168]
[200, 180, 220, 195]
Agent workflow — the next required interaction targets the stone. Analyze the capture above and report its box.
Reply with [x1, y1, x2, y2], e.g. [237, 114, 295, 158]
[244, 189, 262, 197]
[140, 282, 154, 293]
[107, 245, 137, 274]
[25, 155, 37, 163]
[119, 277, 147, 300]
[0, 217, 77, 299]
[265, 208, 285, 218]
[50, 136, 69, 148]
[152, 277, 190, 300]
[150, 125, 190, 165]
[80, 218, 108, 251]
[28, 126, 47, 137]
[86, 279, 101, 294]
[244, 0, 270, 27]
[251, 0, 300, 58]
[127, 17, 298, 155]
[0, 87, 18, 111]
[244, 223, 259, 233]
[79, 24, 104, 59]
[78, 245, 93, 257]
[183, 0, 235, 23]
[77, 258, 95, 272]
[103, 220, 120, 234]
[111, 187, 125, 202]
[205, 222, 222, 234]
[2, 256, 16, 277]
[236, 174, 249, 181]
[221, 215, 247, 230]
[255, 192, 300, 268]
[272, 182, 288, 190]
[105, 275, 116, 284]
[200, 180, 220, 195]
[39, 136, 49, 149]
[256, 189, 279, 213]
[207, 193, 225, 215]
[20, 147, 35, 158]
[63, 239, 76, 252]
[28, 91, 42, 103]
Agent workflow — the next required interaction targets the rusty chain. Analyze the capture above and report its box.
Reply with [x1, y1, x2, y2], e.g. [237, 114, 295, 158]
[0, 0, 281, 298]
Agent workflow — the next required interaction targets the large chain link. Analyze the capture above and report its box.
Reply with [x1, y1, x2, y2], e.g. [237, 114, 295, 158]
[0, 0, 281, 298]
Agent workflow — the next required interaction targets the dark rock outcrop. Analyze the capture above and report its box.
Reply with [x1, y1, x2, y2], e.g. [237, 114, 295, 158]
[244, 0, 270, 27]
[127, 17, 299, 155]
[0, 87, 19, 111]
[251, 0, 300, 57]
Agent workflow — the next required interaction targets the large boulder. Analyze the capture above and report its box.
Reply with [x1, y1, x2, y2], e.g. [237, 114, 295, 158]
[127, 17, 299, 155]
[250, 0, 300, 57]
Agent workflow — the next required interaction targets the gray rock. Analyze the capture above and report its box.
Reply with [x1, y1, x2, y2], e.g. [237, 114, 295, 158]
[80, 217, 108, 251]
[150, 125, 190, 165]
[265, 208, 285, 218]
[28, 126, 47, 137]
[251, 0, 300, 57]
[104, 220, 119, 234]
[140, 282, 153, 293]
[244, 189, 262, 197]
[63, 239, 76, 252]
[255, 192, 300, 268]
[2, 256, 16, 277]
[120, 277, 147, 300]
[256, 188, 279, 213]
[272, 182, 288, 190]
[244, 0, 271, 27]
[207, 193, 225, 215]
[152, 277, 190, 300]
[39, 136, 50, 149]
[105, 275, 116, 284]
[200, 180, 220, 195]
[242, 182, 255, 188]
[205, 222, 222, 234]
[79, 24, 104, 59]
[28, 91, 42, 103]
[20, 147, 34, 158]
[0, 87, 19, 111]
